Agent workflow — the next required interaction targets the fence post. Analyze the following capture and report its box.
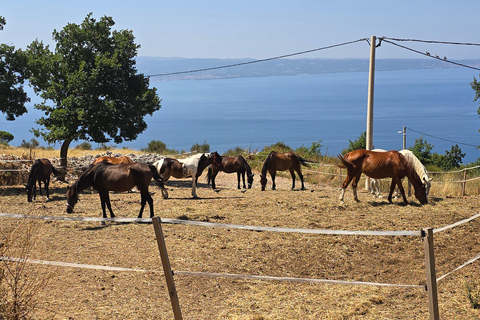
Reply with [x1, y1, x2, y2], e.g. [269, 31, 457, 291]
[462, 169, 467, 196]
[423, 228, 439, 320]
[152, 217, 183, 320]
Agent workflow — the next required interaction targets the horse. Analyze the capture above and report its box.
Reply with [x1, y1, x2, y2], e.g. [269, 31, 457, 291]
[207, 154, 254, 189]
[25, 158, 59, 202]
[153, 152, 223, 198]
[337, 149, 428, 205]
[260, 151, 311, 191]
[369, 149, 432, 198]
[66, 161, 168, 218]
[93, 155, 133, 165]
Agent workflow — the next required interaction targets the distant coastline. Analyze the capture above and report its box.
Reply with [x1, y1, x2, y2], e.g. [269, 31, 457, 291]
[136, 57, 480, 81]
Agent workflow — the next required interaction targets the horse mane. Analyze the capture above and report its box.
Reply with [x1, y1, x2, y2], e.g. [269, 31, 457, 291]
[398, 153, 423, 186]
[261, 151, 276, 177]
[399, 150, 429, 181]
[26, 160, 40, 188]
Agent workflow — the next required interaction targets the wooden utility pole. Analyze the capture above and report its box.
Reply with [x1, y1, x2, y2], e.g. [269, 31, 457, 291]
[365, 35, 376, 189]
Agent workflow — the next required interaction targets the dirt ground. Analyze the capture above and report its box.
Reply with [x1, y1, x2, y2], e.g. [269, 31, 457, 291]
[0, 170, 480, 319]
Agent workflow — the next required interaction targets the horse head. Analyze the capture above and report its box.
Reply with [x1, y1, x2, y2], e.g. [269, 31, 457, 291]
[211, 151, 223, 168]
[260, 174, 267, 191]
[25, 183, 35, 202]
[247, 173, 255, 189]
[66, 185, 79, 213]
[424, 177, 433, 196]
[414, 183, 428, 205]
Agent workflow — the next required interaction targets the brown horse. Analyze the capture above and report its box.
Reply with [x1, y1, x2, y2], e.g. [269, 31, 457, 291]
[153, 152, 223, 198]
[93, 155, 133, 165]
[207, 154, 254, 189]
[337, 149, 428, 205]
[260, 151, 311, 191]
[25, 158, 59, 202]
[66, 162, 168, 218]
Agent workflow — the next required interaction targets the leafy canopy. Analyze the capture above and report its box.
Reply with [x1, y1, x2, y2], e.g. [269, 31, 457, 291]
[26, 13, 161, 145]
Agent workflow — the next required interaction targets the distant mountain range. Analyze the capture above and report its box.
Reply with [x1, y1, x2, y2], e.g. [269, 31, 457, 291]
[136, 57, 480, 81]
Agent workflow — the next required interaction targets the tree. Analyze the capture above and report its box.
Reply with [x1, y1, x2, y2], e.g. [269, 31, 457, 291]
[471, 76, 480, 143]
[0, 131, 14, 144]
[0, 16, 30, 120]
[409, 136, 434, 165]
[433, 144, 465, 170]
[343, 131, 366, 154]
[191, 141, 210, 153]
[26, 13, 161, 179]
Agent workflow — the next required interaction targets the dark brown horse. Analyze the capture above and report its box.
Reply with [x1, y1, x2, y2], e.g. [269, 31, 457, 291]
[260, 151, 311, 191]
[93, 155, 133, 165]
[66, 162, 168, 218]
[153, 152, 223, 198]
[207, 154, 254, 189]
[337, 149, 428, 205]
[25, 158, 59, 202]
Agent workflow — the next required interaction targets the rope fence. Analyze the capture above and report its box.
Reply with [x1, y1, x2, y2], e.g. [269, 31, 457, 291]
[1, 210, 479, 319]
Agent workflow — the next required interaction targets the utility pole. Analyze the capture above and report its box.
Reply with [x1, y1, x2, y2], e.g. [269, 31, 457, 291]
[365, 35, 376, 190]
[402, 126, 406, 149]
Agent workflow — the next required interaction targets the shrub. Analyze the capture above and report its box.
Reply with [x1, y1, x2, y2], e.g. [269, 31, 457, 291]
[20, 139, 39, 149]
[74, 142, 92, 150]
[343, 132, 366, 154]
[190, 141, 210, 153]
[142, 140, 178, 155]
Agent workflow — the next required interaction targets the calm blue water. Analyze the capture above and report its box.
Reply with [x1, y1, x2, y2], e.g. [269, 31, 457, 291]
[2, 68, 480, 163]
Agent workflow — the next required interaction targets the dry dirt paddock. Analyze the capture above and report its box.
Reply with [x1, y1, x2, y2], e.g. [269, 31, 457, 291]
[0, 172, 480, 320]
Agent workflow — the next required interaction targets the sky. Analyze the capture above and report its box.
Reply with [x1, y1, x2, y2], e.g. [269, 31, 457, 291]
[2, 0, 480, 60]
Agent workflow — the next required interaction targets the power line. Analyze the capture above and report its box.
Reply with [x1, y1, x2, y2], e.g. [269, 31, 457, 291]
[382, 37, 480, 47]
[406, 127, 478, 148]
[147, 38, 368, 77]
[381, 38, 480, 71]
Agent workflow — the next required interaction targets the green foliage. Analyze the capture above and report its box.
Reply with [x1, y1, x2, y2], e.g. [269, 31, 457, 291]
[261, 142, 292, 154]
[223, 146, 248, 157]
[409, 136, 434, 165]
[466, 280, 480, 309]
[0, 16, 30, 121]
[191, 141, 210, 153]
[142, 140, 178, 155]
[295, 140, 323, 160]
[74, 142, 92, 150]
[471, 76, 480, 136]
[25, 13, 161, 147]
[343, 131, 366, 154]
[20, 138, 39, 149]
[431, 144, 465, 170]
[0, 131, 14, 144]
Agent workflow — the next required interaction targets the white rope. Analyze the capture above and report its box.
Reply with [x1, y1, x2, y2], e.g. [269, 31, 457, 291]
[436, 252, 480, 282]
[0, 213, 422, 237]
[433, 212, 480, 234]
[0, 256, 424, 289]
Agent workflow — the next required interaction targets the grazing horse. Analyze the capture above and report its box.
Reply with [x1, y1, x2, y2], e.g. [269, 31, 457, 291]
[153, 152, 223, 198]
[207, 154, 254, 189]
[66, 162, 168, 218]
[93, 155, 133, 165]
[369, 149, 432, 198]
[25, 158, 59, 202]
[260, 151, 311, 191]
[337, 149, 428, 205]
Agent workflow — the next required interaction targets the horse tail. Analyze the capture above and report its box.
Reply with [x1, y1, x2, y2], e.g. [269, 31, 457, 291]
[240, 155, 253, 176]
[297, 155, 312, 168]
[336, 154, 353, 169]
[149, 164, 169, 199]
[159, 159, 174, 182]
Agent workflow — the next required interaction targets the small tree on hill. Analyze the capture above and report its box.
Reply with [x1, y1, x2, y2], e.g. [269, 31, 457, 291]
[343, 131, 366, 154]
[0, 131, 14, 144]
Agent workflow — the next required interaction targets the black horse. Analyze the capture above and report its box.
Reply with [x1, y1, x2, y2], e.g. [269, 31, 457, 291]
[25, 158, 59, 202]
[207, 154, 254, 189]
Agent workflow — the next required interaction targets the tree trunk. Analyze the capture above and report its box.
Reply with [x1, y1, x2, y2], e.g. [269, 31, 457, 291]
[58, 139, 72, 181]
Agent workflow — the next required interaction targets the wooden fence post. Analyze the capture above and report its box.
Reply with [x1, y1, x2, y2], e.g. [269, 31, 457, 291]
[152, 217, 183, 320]
[462, 169, 467, 196]
[423, 228, 440, 320]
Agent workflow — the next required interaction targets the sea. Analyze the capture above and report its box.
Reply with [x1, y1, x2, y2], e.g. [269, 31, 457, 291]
[2, 67, 480, 164]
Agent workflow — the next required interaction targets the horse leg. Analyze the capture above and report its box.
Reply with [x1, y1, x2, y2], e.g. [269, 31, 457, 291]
[38, 179, 43, 197]
[147, 192, 154, 218]
[288, 168, 296, 189]
[339, 174, 356, 204]
[45, 178, 50, 199]
[211, 171, 218, 189]
[296, 168, 306, 190]
[192, 177, 198, 198]
[237, 172, 242, 189]
[394, 178, 408, 204]
[270, 171, 276, 190]
[100, 192, 115, 218]
[351, 173, 362, 202]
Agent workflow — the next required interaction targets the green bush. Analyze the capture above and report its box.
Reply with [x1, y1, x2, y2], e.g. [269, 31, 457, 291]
[190, 141, 210, 153]
[142, 140, 178, 155]
[74, 142, 92, 150]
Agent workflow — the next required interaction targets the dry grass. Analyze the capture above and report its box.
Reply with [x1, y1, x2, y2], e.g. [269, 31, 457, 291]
[0, 164, 480, 319]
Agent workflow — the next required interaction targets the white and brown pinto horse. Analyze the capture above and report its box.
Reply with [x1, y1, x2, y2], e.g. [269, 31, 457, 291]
[369, 149, 432, 198]
[337, 149, 428, 205]
[153, 152, 222, 198]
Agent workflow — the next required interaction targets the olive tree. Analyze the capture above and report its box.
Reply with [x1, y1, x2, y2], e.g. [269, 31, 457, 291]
[26, 13, 161, 179]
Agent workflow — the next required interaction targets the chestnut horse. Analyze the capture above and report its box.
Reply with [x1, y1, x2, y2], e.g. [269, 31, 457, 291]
[207, 154, 254, 189]
[66, 162, 168, 218]
[153, 152, 223, 198]
[25, 158, 59, 202]
[93, 155, 133, 165]
[337, 149, 428, 205]
[260, 151, 311, 191]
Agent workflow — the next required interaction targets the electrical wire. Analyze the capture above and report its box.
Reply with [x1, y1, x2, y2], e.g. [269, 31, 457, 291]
[147, 38, 368, 77]
[406, 127, 478, 148]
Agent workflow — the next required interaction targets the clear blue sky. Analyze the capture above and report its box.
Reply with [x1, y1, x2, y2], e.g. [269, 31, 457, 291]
[2, 0, 480, 60]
